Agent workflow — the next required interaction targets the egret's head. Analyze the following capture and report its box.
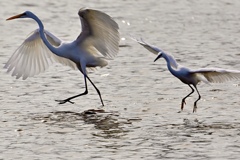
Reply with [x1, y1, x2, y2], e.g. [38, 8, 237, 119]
[154, 53, 163, 62]
[6, 11, 33, 20]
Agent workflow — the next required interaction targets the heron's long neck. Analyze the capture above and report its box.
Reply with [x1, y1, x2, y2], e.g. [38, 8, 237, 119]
[32, 14, 59, 55]
[162, 53, 179, 76]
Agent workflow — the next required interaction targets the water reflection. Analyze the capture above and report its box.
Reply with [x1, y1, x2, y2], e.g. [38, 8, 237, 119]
[31, 109, 131, 139]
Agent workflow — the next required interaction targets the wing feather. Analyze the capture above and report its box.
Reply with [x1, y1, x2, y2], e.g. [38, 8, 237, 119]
[77, 9, 120, 59]
[131, 37, 164, 55]
[193, 68, 240, 83]
[4, 29, 77, 80]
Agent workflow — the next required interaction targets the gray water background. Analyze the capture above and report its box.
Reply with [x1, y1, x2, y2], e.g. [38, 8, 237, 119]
[1, 0, 240, 159]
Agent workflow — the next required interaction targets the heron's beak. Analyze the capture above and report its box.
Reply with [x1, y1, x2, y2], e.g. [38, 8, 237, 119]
[6, 13, 24, 21]
[154, 53, 162, 62]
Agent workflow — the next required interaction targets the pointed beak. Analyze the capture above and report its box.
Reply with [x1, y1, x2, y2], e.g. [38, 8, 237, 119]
[6, 13, 24, 21]
[154, 54, 162, 62]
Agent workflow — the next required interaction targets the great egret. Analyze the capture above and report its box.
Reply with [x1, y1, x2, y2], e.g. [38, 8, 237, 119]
[5, 9, 120, 105]
[133, 37, 240, 112]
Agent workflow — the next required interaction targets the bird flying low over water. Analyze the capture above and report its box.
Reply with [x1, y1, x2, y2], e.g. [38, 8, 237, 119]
[132, 37, 240, 112]
[4, 8, 120, 105]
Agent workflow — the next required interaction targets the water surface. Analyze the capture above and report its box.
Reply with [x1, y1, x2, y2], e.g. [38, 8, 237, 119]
[1, 0, 240, 159]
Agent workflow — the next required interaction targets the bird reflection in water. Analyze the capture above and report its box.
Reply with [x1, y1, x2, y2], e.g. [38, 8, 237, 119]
[32, 109, 130, 139]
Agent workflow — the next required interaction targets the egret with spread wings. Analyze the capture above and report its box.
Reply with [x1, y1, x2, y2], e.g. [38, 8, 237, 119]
[5, 9, 120, 105]
[133, 37, 240, 112]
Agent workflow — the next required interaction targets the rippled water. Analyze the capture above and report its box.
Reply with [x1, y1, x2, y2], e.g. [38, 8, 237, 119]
[1, 0, 240, 159]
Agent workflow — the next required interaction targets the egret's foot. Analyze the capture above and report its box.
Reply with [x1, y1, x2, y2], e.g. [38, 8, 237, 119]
[181, 100, 186, 110]
[177, 110, 182, 113]
[193, 104, 197, 113]
[55, 99, 75, 104]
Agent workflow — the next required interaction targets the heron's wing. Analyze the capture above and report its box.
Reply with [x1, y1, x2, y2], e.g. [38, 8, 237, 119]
[4, 29, 77, 80]
[76, 8, 120, 59]
[192, 68, 240, 83]
[131, 37, 164, 55]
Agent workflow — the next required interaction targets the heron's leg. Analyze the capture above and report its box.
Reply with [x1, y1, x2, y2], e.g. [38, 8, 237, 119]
[86, 75, 104, 106]
[55, 75, 88, 104]
[193, 85, 201, 113]
[181, 84, 195, 111]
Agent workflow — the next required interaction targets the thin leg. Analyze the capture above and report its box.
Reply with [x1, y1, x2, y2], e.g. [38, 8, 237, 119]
[55, 74, 104, 106]
[86, 75, 104, 106]
[193, 85, 201, 113]
[181, 84, 195, 111]
[55, 75, 88, 104]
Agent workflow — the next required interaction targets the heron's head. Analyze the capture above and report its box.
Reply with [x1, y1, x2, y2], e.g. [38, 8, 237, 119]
[6, 11, 33, 21]
[154, 53, 163, 62]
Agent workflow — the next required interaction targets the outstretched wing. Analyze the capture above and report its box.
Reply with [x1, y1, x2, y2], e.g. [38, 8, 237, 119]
[132, 37, 179, 69]
[4, 29, 77, 80]
[131, 37, 164, 55]
[76, 8, 120, 59]
[193, 68, 240, 83]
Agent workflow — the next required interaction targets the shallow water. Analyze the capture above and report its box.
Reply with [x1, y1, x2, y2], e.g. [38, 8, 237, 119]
[1, 0, 240, 159]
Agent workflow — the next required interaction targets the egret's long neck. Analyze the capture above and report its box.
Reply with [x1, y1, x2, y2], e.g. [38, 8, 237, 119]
[162, 53, 179, 76]
[31, 14, 60, 55]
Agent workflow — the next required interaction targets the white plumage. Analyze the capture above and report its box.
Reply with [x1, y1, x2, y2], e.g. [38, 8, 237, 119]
[133, 37, 240, 112]
[5, 9, 120, 105]
[5, 29, 77, 80]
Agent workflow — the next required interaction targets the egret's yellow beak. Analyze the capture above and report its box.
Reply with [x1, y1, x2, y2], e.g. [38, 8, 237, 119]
[6, 13, 24, 21]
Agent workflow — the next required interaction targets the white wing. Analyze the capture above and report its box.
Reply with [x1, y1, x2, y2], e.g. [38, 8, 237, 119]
[193, 68, 240, 83]
[132, 37, 179, 69]
[76, 8, 120, 60]
[4, 29, 77, 80]
[131, 37, 164, 55]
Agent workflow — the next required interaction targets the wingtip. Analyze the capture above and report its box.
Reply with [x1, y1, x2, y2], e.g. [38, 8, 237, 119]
[128, 34, 137, 41]
[129, 35, 146, 45]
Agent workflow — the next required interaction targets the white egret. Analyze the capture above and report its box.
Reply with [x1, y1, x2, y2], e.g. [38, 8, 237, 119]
[133, 38, 240, 112]
[5, 9, 120, 105]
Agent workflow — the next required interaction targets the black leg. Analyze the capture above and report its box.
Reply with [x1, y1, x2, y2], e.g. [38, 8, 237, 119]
[55, 74, 104, 106]
[181, 84, 195, 111]
[55, 75, 88, 104]
[193, 85, 201, 113]
[86, 75, 104, 106]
